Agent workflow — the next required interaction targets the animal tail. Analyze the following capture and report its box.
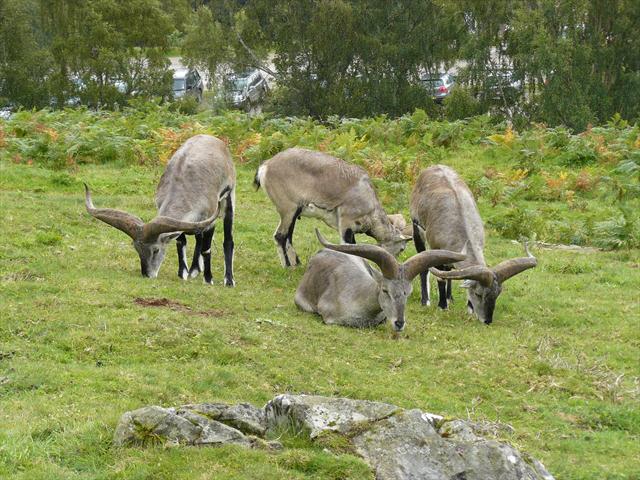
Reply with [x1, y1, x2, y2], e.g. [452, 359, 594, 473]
[254, 164, 265, 190]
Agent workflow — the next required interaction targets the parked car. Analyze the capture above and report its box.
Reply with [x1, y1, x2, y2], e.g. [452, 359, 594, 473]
[0, 106, 13, 120]
[172, 68, 204, 102]
[421, 73, 456, 103]
[225, 70, 268, 109]
[482, 69, 522, 102]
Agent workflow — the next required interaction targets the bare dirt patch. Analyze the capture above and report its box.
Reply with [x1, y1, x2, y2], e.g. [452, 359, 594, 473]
[133, 297, 224, 317]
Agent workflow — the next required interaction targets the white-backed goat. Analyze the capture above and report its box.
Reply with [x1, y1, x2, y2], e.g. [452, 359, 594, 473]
[410, 165, 536, 324]
[255, 148, 410, 267]
[85, 134, 236, 285]
[295, 229, 466, 331]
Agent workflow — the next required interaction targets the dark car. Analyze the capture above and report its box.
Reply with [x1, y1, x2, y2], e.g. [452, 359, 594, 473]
[421, 73, 456, 103]
[172, 68, 204, 102]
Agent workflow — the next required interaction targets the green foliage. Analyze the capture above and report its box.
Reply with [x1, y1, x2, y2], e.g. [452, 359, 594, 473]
[443, 86, 481, 121]
[169, 95, 201, 115]
[1, 106, 638, 250]
[593, 206, 640, 250]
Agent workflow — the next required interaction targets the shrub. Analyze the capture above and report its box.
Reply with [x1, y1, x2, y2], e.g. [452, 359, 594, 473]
[443, 86, 481, 121]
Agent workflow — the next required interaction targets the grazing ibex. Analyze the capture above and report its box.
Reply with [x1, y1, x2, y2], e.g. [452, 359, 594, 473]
[85, 134, 236, 285]
[295, 229, 466, 331]
[410, 165, 536, 324]
[254, 148, 411, 267]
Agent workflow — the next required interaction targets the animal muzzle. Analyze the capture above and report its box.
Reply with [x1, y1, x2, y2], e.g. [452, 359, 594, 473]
[392, 318, 405, 332]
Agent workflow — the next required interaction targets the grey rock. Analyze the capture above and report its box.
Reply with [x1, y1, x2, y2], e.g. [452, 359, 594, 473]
[439, 418, 515, 443]
[113, 405, 250, 448]
[264, 394, 399, 438]
[182, 402, 267, 436]
[113, 395, 555, 480]
[113, 406, 201, 447]
[352, 409, 552, 480]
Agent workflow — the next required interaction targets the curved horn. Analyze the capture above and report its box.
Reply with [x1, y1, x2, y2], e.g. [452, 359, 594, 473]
[429, 265, 494, 287]
[142, 213, 218, 242]
[84, 183, 143, 239]
[403, 250, 467, 281]
[492, 243, 537, 284]
[315, 228, 399, 279]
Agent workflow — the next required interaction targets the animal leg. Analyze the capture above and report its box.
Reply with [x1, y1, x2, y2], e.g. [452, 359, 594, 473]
[435, 265, 453, 309]
[342, 228, 356, 244]
[412, 220, 430, 306]
[176, 233, 189, 280]
[274, 208, 300, 267]
[188, 233, 203, 278]
[284, 206, 302, 266]
[467, 299, 474, 315]
[201, 226, 215, 285]
[222, 195, 235, 287]
[294, 289, 316, 313]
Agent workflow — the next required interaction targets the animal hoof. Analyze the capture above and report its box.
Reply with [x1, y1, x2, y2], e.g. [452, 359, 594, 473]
[224, 278, 235, 287]
[189, 269, 200, 279]
[204, 278, 214, 285]
[180, 270, 188, 280]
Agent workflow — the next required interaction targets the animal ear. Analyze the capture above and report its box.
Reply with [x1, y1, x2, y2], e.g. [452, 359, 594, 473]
[387, 213, 413, 237]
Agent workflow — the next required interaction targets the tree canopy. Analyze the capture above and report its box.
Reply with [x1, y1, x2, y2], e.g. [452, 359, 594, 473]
[1, 0, 638, 129]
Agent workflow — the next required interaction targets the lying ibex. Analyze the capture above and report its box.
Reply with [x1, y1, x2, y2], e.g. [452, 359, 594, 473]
[85, 134, 236, 285]
[295, 229, 466, 331]
[410, 165, 536, 323]
[255, 148, 410, 267]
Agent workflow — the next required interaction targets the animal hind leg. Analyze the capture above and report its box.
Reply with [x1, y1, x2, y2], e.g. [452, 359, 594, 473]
[222, 195, 235, 286]
[284, 206, 303, 266]
[274, 207, 300, 267]
[176, 233, 189, 280]
[412, 220, 430, 306]
[188, 233, 203, 278]
[201, 226, 215, 285]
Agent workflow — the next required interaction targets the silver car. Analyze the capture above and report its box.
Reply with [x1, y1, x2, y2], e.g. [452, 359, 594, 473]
[226, 70, 268, 109]
[421, 73, 456, 103]
[172, 68, 204, 102]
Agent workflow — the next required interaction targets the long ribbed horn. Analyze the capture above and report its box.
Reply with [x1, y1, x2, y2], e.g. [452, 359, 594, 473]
[403, 250, 467, 281]
[492, 243, 537, 284]
[429, 265, 494, 287]
[142, 213, 218, 242]
[315, 228, 399, 279]
[84, 183, 143, 239]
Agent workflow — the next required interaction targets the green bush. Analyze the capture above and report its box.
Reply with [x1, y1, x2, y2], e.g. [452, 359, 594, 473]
[443, 86, 481, 121]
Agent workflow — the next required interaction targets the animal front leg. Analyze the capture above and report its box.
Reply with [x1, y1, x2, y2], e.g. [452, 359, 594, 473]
[188, 233, 203, 278]
[176, 233, 189, 280]
[201, 226, 215, 285]
[435, 265, 452, 309]
[342, 228, 356, 244]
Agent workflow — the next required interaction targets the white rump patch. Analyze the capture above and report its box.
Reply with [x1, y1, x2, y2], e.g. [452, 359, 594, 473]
[257, 165, 268, 188]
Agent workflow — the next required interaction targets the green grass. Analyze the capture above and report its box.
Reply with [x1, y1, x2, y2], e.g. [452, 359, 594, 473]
[0, 157, 639, 479]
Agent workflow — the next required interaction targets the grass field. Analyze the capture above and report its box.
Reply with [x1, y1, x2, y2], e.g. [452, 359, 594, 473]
[0, 110, 639, 479]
